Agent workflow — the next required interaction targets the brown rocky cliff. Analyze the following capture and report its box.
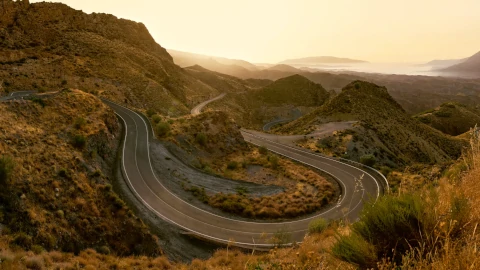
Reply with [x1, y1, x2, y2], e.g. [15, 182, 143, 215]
[0, 1, 218, 115]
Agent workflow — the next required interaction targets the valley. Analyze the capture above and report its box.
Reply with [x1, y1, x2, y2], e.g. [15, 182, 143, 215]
[1, 0, 480, 269]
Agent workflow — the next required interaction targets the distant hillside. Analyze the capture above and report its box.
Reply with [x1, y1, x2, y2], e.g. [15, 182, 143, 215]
[205, 75, 330, 128]
[0, 1, 220, 116]
[252, 74, 329, 106]
[266, 64, 302, 73]
[280, 56, 368, 65]
[278, 81, 465, 166]
[167, 49, 259, 71]
[441, 51, 480, 76]
[425, 58, 467, 68]
[184, 65, 263, 93]
[414, 102, 480, 136]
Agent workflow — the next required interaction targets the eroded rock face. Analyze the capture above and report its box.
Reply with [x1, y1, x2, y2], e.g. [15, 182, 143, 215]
[0, 1, 219, 116]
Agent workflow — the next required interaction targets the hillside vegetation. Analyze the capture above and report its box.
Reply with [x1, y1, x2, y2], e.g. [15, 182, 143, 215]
[3, 130, 480, 269]
[205, 74, 330, 128]
[0, 90, 160, 256]
[278, 81, 465, 167]
[147, 110, 337, 219]
[415, 102, 480, 136]
[0, 1, 220, 116]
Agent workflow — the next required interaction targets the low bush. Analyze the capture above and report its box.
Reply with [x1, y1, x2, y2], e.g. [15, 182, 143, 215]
[155, 122, 170, 137]
[333, 192, 471, 268]
[332, 231, 377, 267]
[72, 134, 86, 149]
[0, 155, 14, 184]
[73, 117, 86, 130]
[308, 218, 328, 234]
[152, 115, 162, 124]
[268, 155, 279, 169]
[146, 109, 155, 117]
[31, 97, 46, 108]
[196, 133, 207, 146]
[360, 154, 376, 167]
[259, 146, 268, 155]
[227, 161, 238, 170]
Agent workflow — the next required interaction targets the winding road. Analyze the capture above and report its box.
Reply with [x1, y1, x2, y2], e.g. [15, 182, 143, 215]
[102, 94, 387, 248]
[4, 91, 386, 248]
[191, 93, 226, 115]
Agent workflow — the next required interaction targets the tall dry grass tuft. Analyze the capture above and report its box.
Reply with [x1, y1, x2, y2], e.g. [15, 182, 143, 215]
[376, 125, 480, 269]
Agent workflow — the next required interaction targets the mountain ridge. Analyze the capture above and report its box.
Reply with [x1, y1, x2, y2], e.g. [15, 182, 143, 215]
[279, 56, 368, 65]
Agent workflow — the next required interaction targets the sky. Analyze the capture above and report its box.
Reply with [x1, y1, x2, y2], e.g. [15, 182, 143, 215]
[31, 0, 480, 63]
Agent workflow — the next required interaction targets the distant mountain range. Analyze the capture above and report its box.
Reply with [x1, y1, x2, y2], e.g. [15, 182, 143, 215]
[167, 49, 259, 71]
[441, 51, 480, 76]
[424, 58, 467, 68]
[279, 56, 368, 65]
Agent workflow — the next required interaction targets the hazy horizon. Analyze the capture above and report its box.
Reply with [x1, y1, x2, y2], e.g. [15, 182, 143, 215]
[31, 0, 480, 64]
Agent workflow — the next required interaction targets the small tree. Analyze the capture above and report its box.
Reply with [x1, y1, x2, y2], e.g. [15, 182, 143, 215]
[259, 146, 268, 155]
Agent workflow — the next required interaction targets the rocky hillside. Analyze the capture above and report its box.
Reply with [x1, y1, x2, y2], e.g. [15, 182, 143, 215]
[0, 89, 160, 256]
[278, 81, 465, 166]
[205, 75, 330, 128]
[0, 0, 219, 116]
[414, 102, 480, 136]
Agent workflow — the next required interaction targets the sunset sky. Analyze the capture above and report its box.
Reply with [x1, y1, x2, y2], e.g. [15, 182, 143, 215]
[32, 0, 480, 63]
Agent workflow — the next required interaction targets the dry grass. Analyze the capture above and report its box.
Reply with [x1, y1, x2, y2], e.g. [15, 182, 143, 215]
[0, 90, 160, 256]
[156, 111, 337, 219]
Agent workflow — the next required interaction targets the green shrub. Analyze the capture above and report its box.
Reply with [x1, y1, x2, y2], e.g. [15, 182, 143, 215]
[259, 146, 268, 155]
[269, 155, 279, 169]
[308, 218, 328, 234]
[31, 97, 46, 107]
[235, 186, 249, 196]
[13, 232, 32, 249]
[196, 133, 207, 146]
[155, 122, 170, 137]
[73, 117, 86, 130]
[227, 161, 238, 170]
[152, 115, 162, 124]
[0, 155, 14, 184]
[316, 136, 335, 149]
[269, 228, 292, 247]
[72, 134, 86, 149]
[360, 154, 376, 167]
[188, 186, 209, 203]
[58, 168, 72, 180]
[146, 109, 156, 117]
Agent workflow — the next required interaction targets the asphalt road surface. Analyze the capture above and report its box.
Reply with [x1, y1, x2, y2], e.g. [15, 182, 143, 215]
[191, 93, 226, 115]
[103, 99, 386, 248]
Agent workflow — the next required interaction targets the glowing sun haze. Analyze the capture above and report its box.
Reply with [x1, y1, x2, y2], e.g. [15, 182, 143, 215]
[31, 0, 480, 63]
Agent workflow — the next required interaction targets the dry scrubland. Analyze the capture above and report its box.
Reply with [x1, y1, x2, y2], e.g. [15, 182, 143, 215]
[2, 127, 479, 269]
[278, 81, 466, 169]
[0, 90, 160, 257]
[0, 0, 221, 116]
[414, 102, 480, 136]
[205, 74, 330, 129]
[149, 110, 337, 219]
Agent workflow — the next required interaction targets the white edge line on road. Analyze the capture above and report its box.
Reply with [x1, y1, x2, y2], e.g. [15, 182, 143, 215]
[115, 110, 297, 247]
[242, 131, 382, 201]
[106, 98, 378, 247]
